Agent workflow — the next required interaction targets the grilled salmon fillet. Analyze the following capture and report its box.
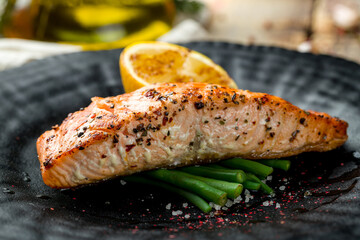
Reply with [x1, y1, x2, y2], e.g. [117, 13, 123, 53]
[37, 83, 348, 188]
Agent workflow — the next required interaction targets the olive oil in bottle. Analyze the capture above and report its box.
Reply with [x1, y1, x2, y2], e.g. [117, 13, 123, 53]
[1, 0, 175, 50]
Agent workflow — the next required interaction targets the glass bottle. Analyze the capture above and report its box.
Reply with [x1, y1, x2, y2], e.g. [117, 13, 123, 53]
[0, 0, 175, 50]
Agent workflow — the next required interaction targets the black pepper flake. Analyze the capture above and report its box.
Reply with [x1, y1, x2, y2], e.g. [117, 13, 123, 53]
[167, 131, 170, 136]
[141, 131, 147, 137]
[113, 135, 119, 143]
[235, 118, 238, 122]
[215, 116, 221, 120]
[204, 120, 209, 124]
[79, 146, 85, 150]
[244, 119, 248, 123]
[109, 103, 115, 109]
[96, 116, 102, 119]
[133, 128, 139, 133]
[265, 117, 270, 122]
[235, 135, 240, 141]
[110, 124, 114, 128]
[145, 89, 157, 98]
[194, 102, 204, 109]
[164, 112, 169, 116]
[265, 126, 272, 131]
[77, 132, 84, 137]
[269, 132, 275, 138]
[300, 118, 305, 124]
[219, 120, 225, 125]
[235, 126, 239, 130]
[223, 98, 229, 103]
[189, 142, 194, 146]
[197, 94, 203, 99]
[231, 93, 236, 101]
[289, 130, 300, 142]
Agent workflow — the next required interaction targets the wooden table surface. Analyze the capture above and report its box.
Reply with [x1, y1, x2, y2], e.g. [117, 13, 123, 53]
[199, 0, 360, 63]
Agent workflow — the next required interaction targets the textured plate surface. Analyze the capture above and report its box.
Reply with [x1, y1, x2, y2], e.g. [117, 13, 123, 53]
[0, 42, 360, 240]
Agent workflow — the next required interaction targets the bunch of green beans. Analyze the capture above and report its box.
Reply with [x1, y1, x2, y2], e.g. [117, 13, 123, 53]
[123, 158, 291, 213]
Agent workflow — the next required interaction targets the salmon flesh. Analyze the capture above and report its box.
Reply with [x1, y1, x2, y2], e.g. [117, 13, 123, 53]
[37, 83, 348, 188]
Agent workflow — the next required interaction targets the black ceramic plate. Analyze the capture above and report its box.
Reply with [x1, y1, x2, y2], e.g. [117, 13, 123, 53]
[0, 42, 360, 240]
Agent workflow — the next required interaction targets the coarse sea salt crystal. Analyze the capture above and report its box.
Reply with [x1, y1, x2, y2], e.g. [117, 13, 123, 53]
[279, 186, 286, 191]
[353, 151, 360, 159]
[166, 203, 171, 210]
[120, 180, 127, 185]
[214, 204, 222, 211]
[225, 199, 233, 207]
[276, 203, 281, 209]
[267, 176, 273, 181]
[185, 214, 190, 219]
[172, 210, 183, 216]
[263, 201, 270, 206]
[234, 195, 242, 204]
[183, 203, 188, 208]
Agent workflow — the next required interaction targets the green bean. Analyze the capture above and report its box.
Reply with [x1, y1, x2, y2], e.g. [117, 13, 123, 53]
[123, 175, 212, 213]
[174, 170, 243, 199]
[246, 173, 273, 194]
[207, 164, 228, 169]
[220, 158, 273, 178]
[258, 159, 291, 171]
[180, 166, 246, 183]
[146, 169, 227, 206]
[243, 180, 261, 190]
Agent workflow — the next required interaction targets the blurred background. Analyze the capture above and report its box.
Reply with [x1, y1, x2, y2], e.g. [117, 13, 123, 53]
[0, 0, 360, 71]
